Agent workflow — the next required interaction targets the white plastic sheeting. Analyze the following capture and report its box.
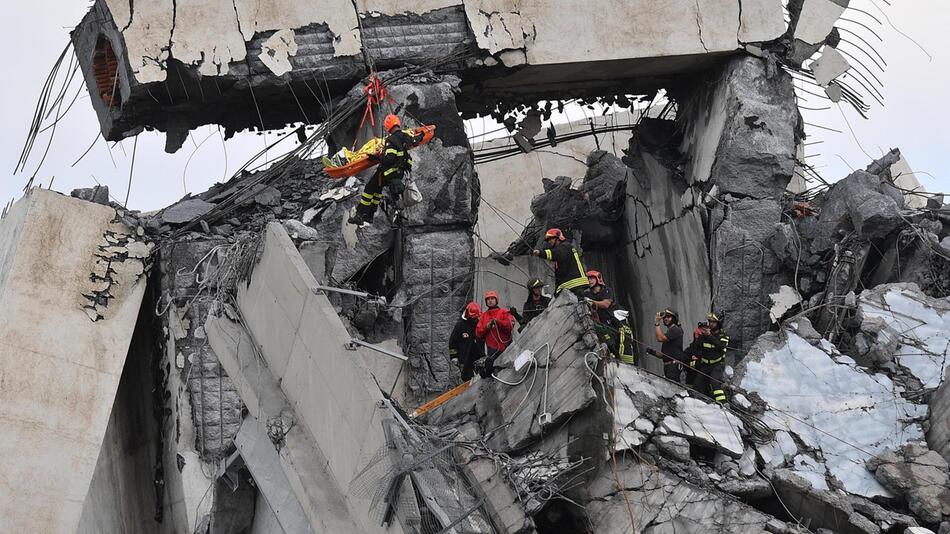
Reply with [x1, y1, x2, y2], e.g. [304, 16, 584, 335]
[741, 333, 927, 498]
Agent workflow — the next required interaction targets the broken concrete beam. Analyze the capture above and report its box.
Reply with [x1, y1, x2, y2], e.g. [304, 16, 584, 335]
[71, 0, 789, 143]
[232, 221, 422, 533]
[0, 189, 147, 533]
[206, 311, 362, 533]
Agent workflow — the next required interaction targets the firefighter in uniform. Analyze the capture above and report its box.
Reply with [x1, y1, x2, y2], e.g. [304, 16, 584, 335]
[685, 312, 729, 403]
[448, 301, 485, 381]
[349, 114, 425, 225]
[531, 228, 588, 296]
[611, 309, 636, 365]
[510, 278, 550, 332]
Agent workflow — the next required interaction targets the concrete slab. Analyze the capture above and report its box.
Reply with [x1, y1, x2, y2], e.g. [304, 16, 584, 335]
[0, 189, 147, 534]
[234, 222, 408, 533]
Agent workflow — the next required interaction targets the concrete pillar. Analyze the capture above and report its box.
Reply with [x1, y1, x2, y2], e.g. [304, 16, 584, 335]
[0, 189, 147, 533]
[678, 56, 800, 350]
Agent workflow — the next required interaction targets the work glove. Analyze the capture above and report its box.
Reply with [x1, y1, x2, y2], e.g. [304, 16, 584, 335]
[389, 179, 406, 195]
[645, 347, 657, 356]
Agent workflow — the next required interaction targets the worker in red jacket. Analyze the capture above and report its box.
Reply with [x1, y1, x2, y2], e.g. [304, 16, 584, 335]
[475, 290, 515, 377]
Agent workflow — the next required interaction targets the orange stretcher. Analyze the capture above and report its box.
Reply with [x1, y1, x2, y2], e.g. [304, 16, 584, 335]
[324, 124, 437, 179]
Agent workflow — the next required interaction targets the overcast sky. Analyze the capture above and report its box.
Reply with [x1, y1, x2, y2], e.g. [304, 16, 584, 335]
[2, 1, 947, 213]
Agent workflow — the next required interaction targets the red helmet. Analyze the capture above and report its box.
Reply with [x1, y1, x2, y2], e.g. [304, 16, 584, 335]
[484, 290, 499, 304]
[384, 114, 401, 132]
[465, 301, 481, 319]
[586, 270, 604, 287]
[544, 228, 566, 241]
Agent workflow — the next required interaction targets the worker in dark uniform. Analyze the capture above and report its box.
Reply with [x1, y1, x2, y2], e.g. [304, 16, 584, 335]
[582, 270, 615, 324]
[611, 309, 636, 365]
[510, 278, 550, 332]
[647, 308, 688, 383]
[685, 312, 729, 403]
[475, 291, 515, 377]
[448, 301, 484, 381]
[348, 114, 425, 226]
[531, 228, 588, 296]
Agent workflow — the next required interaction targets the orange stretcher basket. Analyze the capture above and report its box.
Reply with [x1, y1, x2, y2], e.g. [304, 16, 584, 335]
[324, 124, 436, 179]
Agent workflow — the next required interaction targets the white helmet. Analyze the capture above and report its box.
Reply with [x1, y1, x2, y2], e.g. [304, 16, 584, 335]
[613, 309, 629, 322]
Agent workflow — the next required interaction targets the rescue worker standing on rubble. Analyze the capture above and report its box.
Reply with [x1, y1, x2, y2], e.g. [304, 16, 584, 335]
[685, 312, 729, 403]
[510, 278, 550, 332]
[349, 114, 425, 225]
[531, 228, 588, 296]
[449, 302, 485, 381]
[583, 270, 615, 324]
[610, 310, 636, 365]
[647, 308, 688, 383]
[475, 291, 515, 377]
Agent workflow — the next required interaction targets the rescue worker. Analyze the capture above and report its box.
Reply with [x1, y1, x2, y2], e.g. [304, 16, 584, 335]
[510, 278, 550, 332]
[475, 291, 515, 377]
[448, 301, 485, 381]
[582, 270, 615, 324]
[611, 309, 636, 365]
[531, 228, 588, 295]
[685, 312, 729, 403]
[348, 114, 425, 226]
[647, 308, 687, 383]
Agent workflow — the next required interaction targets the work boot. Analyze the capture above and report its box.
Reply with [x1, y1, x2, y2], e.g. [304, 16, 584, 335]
[348, 212, 368, 226]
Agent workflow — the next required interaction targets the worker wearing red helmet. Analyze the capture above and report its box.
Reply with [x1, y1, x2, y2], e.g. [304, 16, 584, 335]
[475, 290, 515, 377]
[349, 113, 425, 226]
[448, 301, 485, 381]
[531, 228, 589, 295]
[582, 270, 615, 324]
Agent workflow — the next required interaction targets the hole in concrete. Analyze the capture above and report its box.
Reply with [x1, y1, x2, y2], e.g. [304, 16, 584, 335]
[534, 499, 590, 534]
[93, 35, 121, 108]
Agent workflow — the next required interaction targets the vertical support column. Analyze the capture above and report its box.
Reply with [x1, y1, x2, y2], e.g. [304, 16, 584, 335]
[330, 72, 478, 399]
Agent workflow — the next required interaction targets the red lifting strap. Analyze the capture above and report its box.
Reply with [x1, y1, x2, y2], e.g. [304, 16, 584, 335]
[352, 74, 389, 149]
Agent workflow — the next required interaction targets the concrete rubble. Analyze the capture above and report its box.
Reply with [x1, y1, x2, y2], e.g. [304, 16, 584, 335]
[6, 0, 950, 532]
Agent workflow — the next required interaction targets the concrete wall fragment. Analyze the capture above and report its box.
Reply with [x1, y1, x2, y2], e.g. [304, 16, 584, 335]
[0, 189, 146, 534]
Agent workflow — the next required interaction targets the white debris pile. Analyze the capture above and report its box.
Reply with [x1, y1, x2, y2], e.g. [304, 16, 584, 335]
[858, 283, 950, 388]
[735, 321, 928, 498]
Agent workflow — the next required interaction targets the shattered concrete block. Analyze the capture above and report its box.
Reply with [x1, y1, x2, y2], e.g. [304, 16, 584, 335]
[161, 198, 216, 225]
[71, 185, 111, 205]
[811, 46, 850, 86]
[794, 0, 848, 45]
[258, 29, 298, 76]
[813, 170, 905, 252]
[661, 397, 746, 458]
[735, 320, 929, 498]
[859, 283, 950, 388]
[680, 56, 799, 199]
[586, 455, 790, 533]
